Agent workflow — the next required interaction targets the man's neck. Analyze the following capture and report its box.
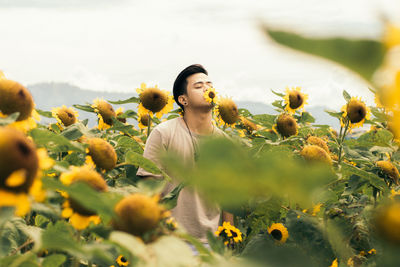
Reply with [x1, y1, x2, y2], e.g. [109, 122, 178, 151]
[183, 108, 213, 135]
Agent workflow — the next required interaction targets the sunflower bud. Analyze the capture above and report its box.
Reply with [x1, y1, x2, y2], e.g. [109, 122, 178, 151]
[87, 138, 117, 171]
[276, 114, 298, 138]
[300, 145, 332, 165]
[306, 136, 329, 153]
[52, 106, 78, 127]
[113, 194, 164, 236]
[0, 127, 39, 193]
[346, 99, 367, 124]
[0, 79, 34, 121]
[376, 160, 399, 185]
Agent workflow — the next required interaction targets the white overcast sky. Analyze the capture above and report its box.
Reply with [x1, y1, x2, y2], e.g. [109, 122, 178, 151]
[1, 0, 399, 108]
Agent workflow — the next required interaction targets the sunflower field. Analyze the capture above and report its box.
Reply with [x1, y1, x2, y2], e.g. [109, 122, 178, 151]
[1, 22, 400, 267]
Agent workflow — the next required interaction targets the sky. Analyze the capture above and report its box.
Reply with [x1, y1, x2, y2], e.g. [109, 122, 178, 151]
[1, 0, 399, 109]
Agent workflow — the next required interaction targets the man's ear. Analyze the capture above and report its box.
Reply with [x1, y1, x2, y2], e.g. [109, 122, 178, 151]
[178, 95, 187, 106]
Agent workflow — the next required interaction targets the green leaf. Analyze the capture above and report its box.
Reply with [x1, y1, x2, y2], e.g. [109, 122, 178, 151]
[252, 114, 276, 127]
[161, 183, 185, 210]
[108, 96, 140, 104]
[108, 118, 138, 136]
[114, 135, 143, 154]
[60, 122, 100, 140]
[325, 109, 343, 120]
[0, 112, 19, 126]
[272, 100, 284, 109]
[343, 90, 351, 102]
[341, 164, 387, 192]
[271, 89, 285, 97]
[36, 109, 53, 118]
[117, 109, 138, 119]
[109, 231, 147, 260]
[296, 111, 315, 124]
[206, 231, 225, 255]
[73, 104, 95, 113]
[125, 151, 162, 175]
[30, 128, 85, 153]
[42, 254, 66, 267]
[265, 28, 385, 81]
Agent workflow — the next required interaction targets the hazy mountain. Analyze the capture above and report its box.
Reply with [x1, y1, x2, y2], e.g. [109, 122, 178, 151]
[27, 82, 340, 129]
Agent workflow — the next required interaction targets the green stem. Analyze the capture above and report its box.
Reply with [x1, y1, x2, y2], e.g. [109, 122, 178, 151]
[337, 119, 350, 165]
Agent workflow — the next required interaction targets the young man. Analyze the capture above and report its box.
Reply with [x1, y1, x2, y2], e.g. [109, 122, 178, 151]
[136, 64, 233, 245]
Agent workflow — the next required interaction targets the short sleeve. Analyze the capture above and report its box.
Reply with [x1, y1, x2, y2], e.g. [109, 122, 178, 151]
[136, 128, 166, 179]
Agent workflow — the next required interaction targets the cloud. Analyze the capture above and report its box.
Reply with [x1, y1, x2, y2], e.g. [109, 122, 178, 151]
[0, 0, 129, 8]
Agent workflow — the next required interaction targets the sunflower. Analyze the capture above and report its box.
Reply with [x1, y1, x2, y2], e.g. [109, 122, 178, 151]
[0, 127, 53, 216]
[116, 255, 129, 266]
[306, 136, 329, 153]
[136, 83, 174, 119]
[329, 258, 338, 267]
[240, 116, 259, 134]
[300, 145, 332, 165]
[60, 165, 107, 230]
[283, 86, 308, 114]
[375, 202, 400, 244]
[383, 23, 400, 49]
[341, 97, 371, 129]
[276, 114, 298, 138]
[215, 221, 243, 245]
[51, 105, 79, 127]
[267, 223, 289, 244]
[214, 97, 239, 127]
[376, 160, 399, 185]
[86, 138, 117, 171]
[138, 112, 151, 130]
[203, 87, 218, 104]
[115, 107, 126, 123]
[113, 193, 164, 236]
[91, 98, 116, 128]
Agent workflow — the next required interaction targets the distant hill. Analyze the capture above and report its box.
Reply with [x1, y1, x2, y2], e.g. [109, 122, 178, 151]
[27, 82, 340, 129]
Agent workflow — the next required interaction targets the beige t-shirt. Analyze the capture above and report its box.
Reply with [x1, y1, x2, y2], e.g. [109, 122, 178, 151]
[136, 117, 225, 243]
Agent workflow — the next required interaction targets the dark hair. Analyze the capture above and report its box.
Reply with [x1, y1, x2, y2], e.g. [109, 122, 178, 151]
[173, 64, 208, 110]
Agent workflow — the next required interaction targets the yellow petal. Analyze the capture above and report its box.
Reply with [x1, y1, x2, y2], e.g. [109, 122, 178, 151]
[5, 169, 27, 187]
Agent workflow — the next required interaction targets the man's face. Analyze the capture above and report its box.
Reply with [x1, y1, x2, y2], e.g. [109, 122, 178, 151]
[184, 72, 213, 109]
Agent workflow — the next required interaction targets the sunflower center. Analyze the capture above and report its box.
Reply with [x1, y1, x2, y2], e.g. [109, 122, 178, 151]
[18, 89, 25, 99]
[232, 231, 238, 237]
[289, 92, 303, 109]
[271, 229, 283, 240]
[121, 257, 127, 263]
[17, 141, 31, 156]
[66, 112, 73, 118]
[209, 92, 215, 98]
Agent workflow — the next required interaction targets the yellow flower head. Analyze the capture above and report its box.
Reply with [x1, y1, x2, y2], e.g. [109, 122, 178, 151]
[240, 116, 259, 134]
[215, 221, 243, 244]
[375, 201, 400, 244]
[138, 112, 151, 129]
[0, 128, 52, 216]
[92, 98, 116, 126]
[203, 87, 218, 104]
[113, 193, 164, 236]
[115, 107, 126, 123]
[300, 145, 332, 165]
[214, 97, 239, 127]
[0, 78, 34, 121]
[283, 86, 308, 114]
[136, 83, 174, 119]
[306, 136, 329, 153]
[51, 105, 79, 127]
[329, 258, 338, 267]
[383, 23, 400, 49]
[267, 223, 289, 244]
[116, 255, 129, 266]
[60, 165, 107, 229]
[376, 160, 399, 185]
[86, 138, 117, 171]
[341, 97, 371, 129]
[276, 114, 298, 138]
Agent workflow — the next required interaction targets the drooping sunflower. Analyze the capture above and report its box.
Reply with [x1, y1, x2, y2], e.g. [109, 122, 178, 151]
[136, 83, 174, 119]
[86, 138, 117, 171]
[203, 87, 218, 104]
[341, 97, 371, 129]
[300, 145, 332, 165]
[375, 201, 400, 244]
[0, 78, 40, 133]
[138, 112, 151, 130]
[283, 86, 308, 114]
[91, 98, 116, 129]
[115, 107, 126, 123]
[214, 97, 239, 127]
[113, 193, 165, 236]
[115, 255, 129, 267]
[240, 116, 259, 134]
[376, 160, 399, 185]
[0, 127, 53, 216]
[306, 136, 329, 153]
[60, 165, 107, 230]
[276, 114, 298, 138]
[51, 105, 79, 127]
[267, 223, 289, 244]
